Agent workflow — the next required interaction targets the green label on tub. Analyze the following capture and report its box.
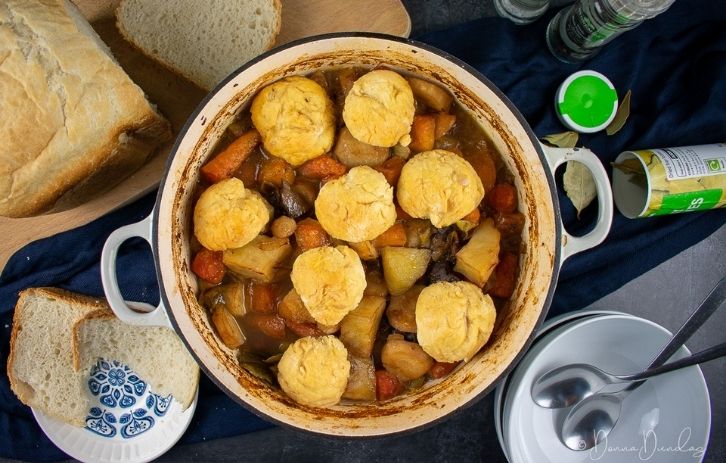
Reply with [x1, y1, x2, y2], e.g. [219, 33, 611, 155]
[649, 189, 723, 216]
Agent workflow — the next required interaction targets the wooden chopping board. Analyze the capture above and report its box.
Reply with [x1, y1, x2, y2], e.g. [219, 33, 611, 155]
[0, 0, 410, 271]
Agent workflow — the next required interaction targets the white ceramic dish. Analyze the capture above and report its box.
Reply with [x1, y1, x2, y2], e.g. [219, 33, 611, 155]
[493, 309, 627, 459]
[33, 359, 197, 463]
[502, 314, 710, 463]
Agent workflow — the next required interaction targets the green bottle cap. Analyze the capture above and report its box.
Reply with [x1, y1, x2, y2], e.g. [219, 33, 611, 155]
[555, 70, 619, 133]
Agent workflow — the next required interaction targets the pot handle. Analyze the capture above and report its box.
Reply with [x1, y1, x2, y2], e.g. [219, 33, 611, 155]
[100, 214, 172, 328]
[539, 144, 614, 261]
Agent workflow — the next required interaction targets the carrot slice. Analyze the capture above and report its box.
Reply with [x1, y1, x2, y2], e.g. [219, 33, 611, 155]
[373, 222, 407, 248]
[285, 320, 325, 338]
[191, 248, 226, 284]
[409, 114, 436, 152]
[246, 313, 286, 339]
[374, 156, 406, 186]
[486, 183, 518, 213]
[250, 283, 277, 314]
[376, 370, 405, 401]
[298, 155, 347, 179]
[294, 218, 332, 251]
[465, 149, 497, 193]
[201, 129, 261, 183]
[428, 361, 459, 379]
[461, 207, 481, 225]
[435, 113, 456, 139]
[489, 252, 519, 298]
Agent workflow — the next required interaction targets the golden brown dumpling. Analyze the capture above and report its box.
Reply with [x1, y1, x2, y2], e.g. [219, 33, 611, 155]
[193, 178, 272, 251]
[397, 149, 484, 227]
[277, 336, 351, 407]
[342, 70, 415, 147]
[314, 166, 396, 242]
[290, 246, 366, 325]
[250, 76, 335, 166]
[416, 281, 496, 362]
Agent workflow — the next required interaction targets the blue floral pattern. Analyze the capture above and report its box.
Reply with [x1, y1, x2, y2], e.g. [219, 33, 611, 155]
[85, 360, 173, 439]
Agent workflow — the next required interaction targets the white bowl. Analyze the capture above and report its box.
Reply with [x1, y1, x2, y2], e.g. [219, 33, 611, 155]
[499, 314, 710, 463]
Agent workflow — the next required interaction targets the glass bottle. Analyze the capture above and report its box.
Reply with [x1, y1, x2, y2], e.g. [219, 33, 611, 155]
[546, 0, 676, 63]
[494, 0, 551, 25]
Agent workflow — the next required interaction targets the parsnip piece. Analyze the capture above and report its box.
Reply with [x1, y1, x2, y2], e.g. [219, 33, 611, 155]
[381, 247, 431, 296]
[278, 289, 315, 324]
[202, 281, 247, 317]
[454, 218, 500, 287]
[343, 356, 376, 401]
[339, 295, 386, 358]
[211, 307, 245, 349]
[223, 235, 292, 283]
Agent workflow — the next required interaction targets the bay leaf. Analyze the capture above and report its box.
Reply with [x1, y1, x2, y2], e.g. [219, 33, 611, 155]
[563, 161, 597, 219]
[606, 89, 632, 135]
[542, 131, 579, 148]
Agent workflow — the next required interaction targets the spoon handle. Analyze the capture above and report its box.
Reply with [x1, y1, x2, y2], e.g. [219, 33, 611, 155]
[621, 341, 726, 382]
[620, 276, 726, 392]
[647, 276, 726, 368]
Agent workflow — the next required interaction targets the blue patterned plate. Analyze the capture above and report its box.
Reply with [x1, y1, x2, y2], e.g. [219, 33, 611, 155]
[33, 359, 197, 463]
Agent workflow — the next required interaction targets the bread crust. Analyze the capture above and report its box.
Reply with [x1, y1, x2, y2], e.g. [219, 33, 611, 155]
[6, 287, 107, 423]
[70, 308, 115, 371]
[0, 0, 171, 218]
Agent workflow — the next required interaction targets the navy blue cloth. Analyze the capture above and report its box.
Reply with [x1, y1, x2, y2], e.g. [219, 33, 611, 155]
[1, 1, 724, 459]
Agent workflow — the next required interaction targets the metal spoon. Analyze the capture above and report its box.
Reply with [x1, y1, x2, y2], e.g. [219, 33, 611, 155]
[532, 343, 726, 408]
[532, 276, 726, 409]
[560, 276, 726, 451]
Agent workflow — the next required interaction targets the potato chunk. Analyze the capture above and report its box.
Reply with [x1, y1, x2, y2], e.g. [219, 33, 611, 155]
[343, 356, 376, 401]
[381, 247, 431, 296]
[339, 295, 387, 358]
[454, 218, 500, 287]
[223, 235, 292, 283]
[278, 289, 315, 324]
[381, 335, 434, 381]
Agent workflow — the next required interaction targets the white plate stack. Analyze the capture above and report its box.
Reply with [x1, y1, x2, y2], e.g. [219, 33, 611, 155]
[494, 310, 711, 463]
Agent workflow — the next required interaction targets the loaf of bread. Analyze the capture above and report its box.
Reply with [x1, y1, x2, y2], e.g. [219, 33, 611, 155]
[115, 0, 282, 90]
[72, 309, 199, 410]
[0, 0, 171, 218]
[7, 288, 199, 427]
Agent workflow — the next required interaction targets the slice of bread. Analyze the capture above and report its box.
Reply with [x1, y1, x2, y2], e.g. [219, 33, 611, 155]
[72, 309, 199, 410]
[0, 0, 171, 218]
[115, 0, 282, 90]
[7, 288, 200, 427]
[7, 288, 106, 426]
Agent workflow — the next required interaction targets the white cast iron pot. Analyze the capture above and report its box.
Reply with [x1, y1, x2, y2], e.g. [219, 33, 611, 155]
[100, 33, 613, 437]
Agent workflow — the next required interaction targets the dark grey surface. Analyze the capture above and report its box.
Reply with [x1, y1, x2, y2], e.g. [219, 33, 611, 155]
[5, 2, 724, 462]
